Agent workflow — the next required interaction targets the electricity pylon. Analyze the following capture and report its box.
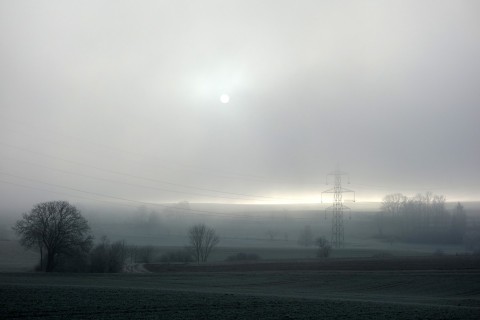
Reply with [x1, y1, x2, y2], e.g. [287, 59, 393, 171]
[321, 170, 355, 247]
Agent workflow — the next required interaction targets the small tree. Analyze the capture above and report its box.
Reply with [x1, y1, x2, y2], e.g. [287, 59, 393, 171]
[451, 202, 467, 244]
[188, 223, 219, 263]
[266, 229, 279, 241]
[13, 201, 92, 272]
[127, 245, 138, 264]
[316, 236, 332, 258]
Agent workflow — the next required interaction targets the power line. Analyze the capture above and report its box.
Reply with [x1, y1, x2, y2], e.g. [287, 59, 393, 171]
[0, 171, 316, 222]
[0, 178, 138, 209]
[2, 155, 269, 202]
[350, 183, 440, 192]
[0, 171, 248, 219]
[0, 141, 294, 202]
[3, 117, 278, 183]
[0, 179, 311, 244]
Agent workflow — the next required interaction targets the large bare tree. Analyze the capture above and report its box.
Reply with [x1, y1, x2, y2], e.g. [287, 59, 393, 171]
[188, 223, 219, 263]
[13, 201, 92, 272]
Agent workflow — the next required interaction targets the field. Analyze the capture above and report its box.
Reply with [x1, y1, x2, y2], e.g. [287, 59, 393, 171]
[1, 256, 480, 319]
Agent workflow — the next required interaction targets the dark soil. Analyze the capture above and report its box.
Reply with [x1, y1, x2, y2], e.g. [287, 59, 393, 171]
[1, 285, 479, 320]
[1, 256, 479, 319]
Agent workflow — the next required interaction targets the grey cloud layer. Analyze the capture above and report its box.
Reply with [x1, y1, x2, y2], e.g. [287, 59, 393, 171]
[1, 0, 479, 209]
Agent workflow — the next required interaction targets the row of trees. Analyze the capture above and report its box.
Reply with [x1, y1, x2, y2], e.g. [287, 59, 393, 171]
[377, 192, 467, 244]
[13, 201, 221, 272]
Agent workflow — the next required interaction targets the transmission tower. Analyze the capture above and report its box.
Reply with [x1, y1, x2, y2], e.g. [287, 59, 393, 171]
[321, 170, 355, 247]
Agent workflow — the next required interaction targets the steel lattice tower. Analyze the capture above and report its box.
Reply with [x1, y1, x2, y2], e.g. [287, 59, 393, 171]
[322, 170, 355, 247]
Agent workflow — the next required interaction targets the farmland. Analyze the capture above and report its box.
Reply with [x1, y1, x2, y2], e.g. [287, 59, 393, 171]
[1, 256, 480, 319]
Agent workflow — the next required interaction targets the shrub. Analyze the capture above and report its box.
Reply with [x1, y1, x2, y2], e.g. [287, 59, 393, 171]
[90, 237, 127, 273]
[55, 249, 90, 272]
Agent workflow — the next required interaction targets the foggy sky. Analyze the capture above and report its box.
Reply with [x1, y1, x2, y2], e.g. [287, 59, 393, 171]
[1, 0, 479, 212]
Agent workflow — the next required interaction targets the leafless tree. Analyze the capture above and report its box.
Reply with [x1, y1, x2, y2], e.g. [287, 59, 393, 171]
[188, 223, 219, 263]
[380, 193, 407, 236]
[127, 245, 138, 264]
[451, 202, 467, 244]
[316, 236, 332, 258]
[13, 201, 92, 272]
[379, 192, 466, 244]
[266, 229, 279, 241]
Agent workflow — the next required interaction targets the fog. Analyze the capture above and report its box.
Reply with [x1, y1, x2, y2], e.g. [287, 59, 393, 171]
[1, 0, 479, 216]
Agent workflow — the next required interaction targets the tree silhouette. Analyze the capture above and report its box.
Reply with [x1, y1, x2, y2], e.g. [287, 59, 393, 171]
[188, 223, 219, 263]
[13, 201, 92, 272]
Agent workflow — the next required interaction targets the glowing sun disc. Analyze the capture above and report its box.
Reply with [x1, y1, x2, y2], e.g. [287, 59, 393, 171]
[220, 94, 230, 103]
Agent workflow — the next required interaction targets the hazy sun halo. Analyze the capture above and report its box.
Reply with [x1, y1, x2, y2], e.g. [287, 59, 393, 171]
[220, 94, 230, 103]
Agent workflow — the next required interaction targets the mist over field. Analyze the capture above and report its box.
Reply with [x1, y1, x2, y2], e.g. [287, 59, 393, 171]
[1, 1, 480, 319]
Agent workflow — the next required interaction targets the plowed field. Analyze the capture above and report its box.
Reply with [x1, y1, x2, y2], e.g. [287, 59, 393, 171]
[1, 256, 479, 319]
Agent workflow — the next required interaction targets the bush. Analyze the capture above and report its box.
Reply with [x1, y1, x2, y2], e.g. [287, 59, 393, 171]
[159, 249, 193, 263]
[55, 249, 90, 272]
[90, 237, 127, 273]
[226, 252, 261, 262]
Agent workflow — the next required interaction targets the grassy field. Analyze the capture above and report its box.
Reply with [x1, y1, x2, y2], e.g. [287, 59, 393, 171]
[1, 256, 480, 319]
[145, 240, 467, 264]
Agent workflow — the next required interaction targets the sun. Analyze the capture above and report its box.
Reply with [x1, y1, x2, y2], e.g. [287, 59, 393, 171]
[220, 94, 230, 104]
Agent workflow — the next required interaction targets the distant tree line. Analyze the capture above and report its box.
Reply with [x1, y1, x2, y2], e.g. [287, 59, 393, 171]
[376, 192, 467, 244]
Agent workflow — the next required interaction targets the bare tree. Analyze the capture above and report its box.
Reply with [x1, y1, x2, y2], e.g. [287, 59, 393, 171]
[266, 229, 279, 241]
[316, 236, 332, 258]
[13, 201, 92, 272]
[379, 192, 467, 244]
[381, 193, 407, 217]
[451, 202, 467, 244]
[127, 245, 138, 264]
[188, 223, 219, 263]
